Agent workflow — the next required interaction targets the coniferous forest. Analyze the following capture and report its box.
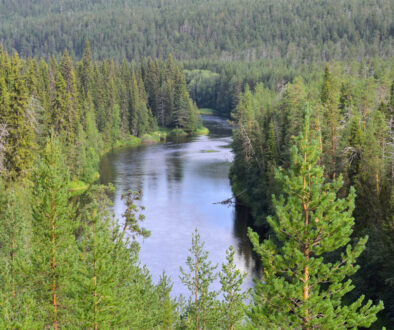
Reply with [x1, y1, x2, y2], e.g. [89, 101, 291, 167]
[0, 0, 393, 328]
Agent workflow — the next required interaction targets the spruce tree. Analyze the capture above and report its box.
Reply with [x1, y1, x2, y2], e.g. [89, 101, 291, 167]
[346, 112, 363, 187]
[2, 54, 36, 179]
[320, 64, 340, 178]
[79, 39, 93, 100]
[129, 65, 140, 135]
[51, 72, 67, 134]
[109, 103, 121, 148]
[247, 110, 383, 329]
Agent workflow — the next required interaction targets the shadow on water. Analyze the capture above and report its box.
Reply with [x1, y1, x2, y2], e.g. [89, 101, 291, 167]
[233, 204, 262, 277]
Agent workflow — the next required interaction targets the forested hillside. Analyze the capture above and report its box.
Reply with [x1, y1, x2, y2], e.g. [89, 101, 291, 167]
[0, 0, 392, 62]
[230, 61, 394, 325]
[0, 45, 387, 326]
[0, 0, 393, 327]
[0, 43, 210, 328]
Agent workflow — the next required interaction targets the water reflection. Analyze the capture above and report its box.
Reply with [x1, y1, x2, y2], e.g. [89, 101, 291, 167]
[233, 204, 261, 275]
[100, 115, 259, 297]
[166, 150, 184, 183]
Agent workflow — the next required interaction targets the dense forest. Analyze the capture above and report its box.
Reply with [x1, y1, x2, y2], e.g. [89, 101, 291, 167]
[230, 62, 394, 325]
[0, 41, 202, 181]
[0, 0, 393, 328]
[0, 0, 392, 62]
[0, 44, 239, 328]
[0, 45, 387, 327]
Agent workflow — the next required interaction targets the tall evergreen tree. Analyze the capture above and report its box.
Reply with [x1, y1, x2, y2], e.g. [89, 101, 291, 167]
[247, 110, 383, 328]
[30, 138, 79, 328]
[1, 54, 36, 179]
[321, 64, 340, 178]
[51, 72, 67, 134]
[79, 39, 93, 101]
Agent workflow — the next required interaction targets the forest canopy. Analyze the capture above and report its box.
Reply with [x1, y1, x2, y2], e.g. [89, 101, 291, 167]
[0, 0, 393, 327]
[0, 0, 392, 62]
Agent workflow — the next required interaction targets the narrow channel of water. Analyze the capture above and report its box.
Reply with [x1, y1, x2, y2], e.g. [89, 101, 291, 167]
[100, 115, 259, 297]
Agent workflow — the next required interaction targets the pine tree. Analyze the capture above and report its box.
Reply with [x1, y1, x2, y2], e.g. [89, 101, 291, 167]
[76, 203, 124, 329]
[0, 187, 41, 328]
[247, 110, 383, 329]
[180, 229, 219, 329]
[155, 272, 177, 329]
[30, 138, 79, 328]
[219, 246, 248, 329]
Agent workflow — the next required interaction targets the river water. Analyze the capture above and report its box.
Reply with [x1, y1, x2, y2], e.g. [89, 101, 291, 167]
[100, 115, 259, 297]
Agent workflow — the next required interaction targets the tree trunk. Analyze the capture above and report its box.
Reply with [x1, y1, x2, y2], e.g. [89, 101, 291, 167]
[94, 221, 98, 330]
[302, 148, 310, 330]
[51, 190, 58, 330]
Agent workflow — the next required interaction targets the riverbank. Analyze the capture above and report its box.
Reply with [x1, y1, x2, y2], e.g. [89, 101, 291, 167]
[69, 125, 209, 196]
[198, 108, 216, 115]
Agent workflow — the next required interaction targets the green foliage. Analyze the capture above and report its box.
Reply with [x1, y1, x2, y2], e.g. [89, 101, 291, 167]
[248, 112, 383, 328]
[231, 61, 394, 323]
[0, 184, 41, 328]
[1, 0, 392, 64]
[0, 44, 200, 184]
[0, 53, 36, 180]
[180, 229, 220, 329]
[219, 246, 248, 329]
[74, 193, 166, 328]
[30, 138, 79, 328]
[121, 190, 150, 241]
[0, 2, 392, 325]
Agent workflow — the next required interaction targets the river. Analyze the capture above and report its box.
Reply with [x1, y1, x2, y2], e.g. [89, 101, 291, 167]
[100, 115, 260, 297]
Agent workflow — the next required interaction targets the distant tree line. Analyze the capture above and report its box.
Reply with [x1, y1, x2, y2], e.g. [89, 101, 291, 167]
[0, 0, 392, 62]
[184, 57, 393, 118]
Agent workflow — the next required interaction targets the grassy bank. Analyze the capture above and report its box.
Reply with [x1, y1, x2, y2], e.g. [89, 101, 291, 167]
[194, 127, 209, 135]
[198, 108, 215, 115]
[68, 125, 208, 196]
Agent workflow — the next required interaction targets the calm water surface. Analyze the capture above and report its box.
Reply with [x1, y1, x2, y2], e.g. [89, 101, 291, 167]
[100, 115, 259, 297]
